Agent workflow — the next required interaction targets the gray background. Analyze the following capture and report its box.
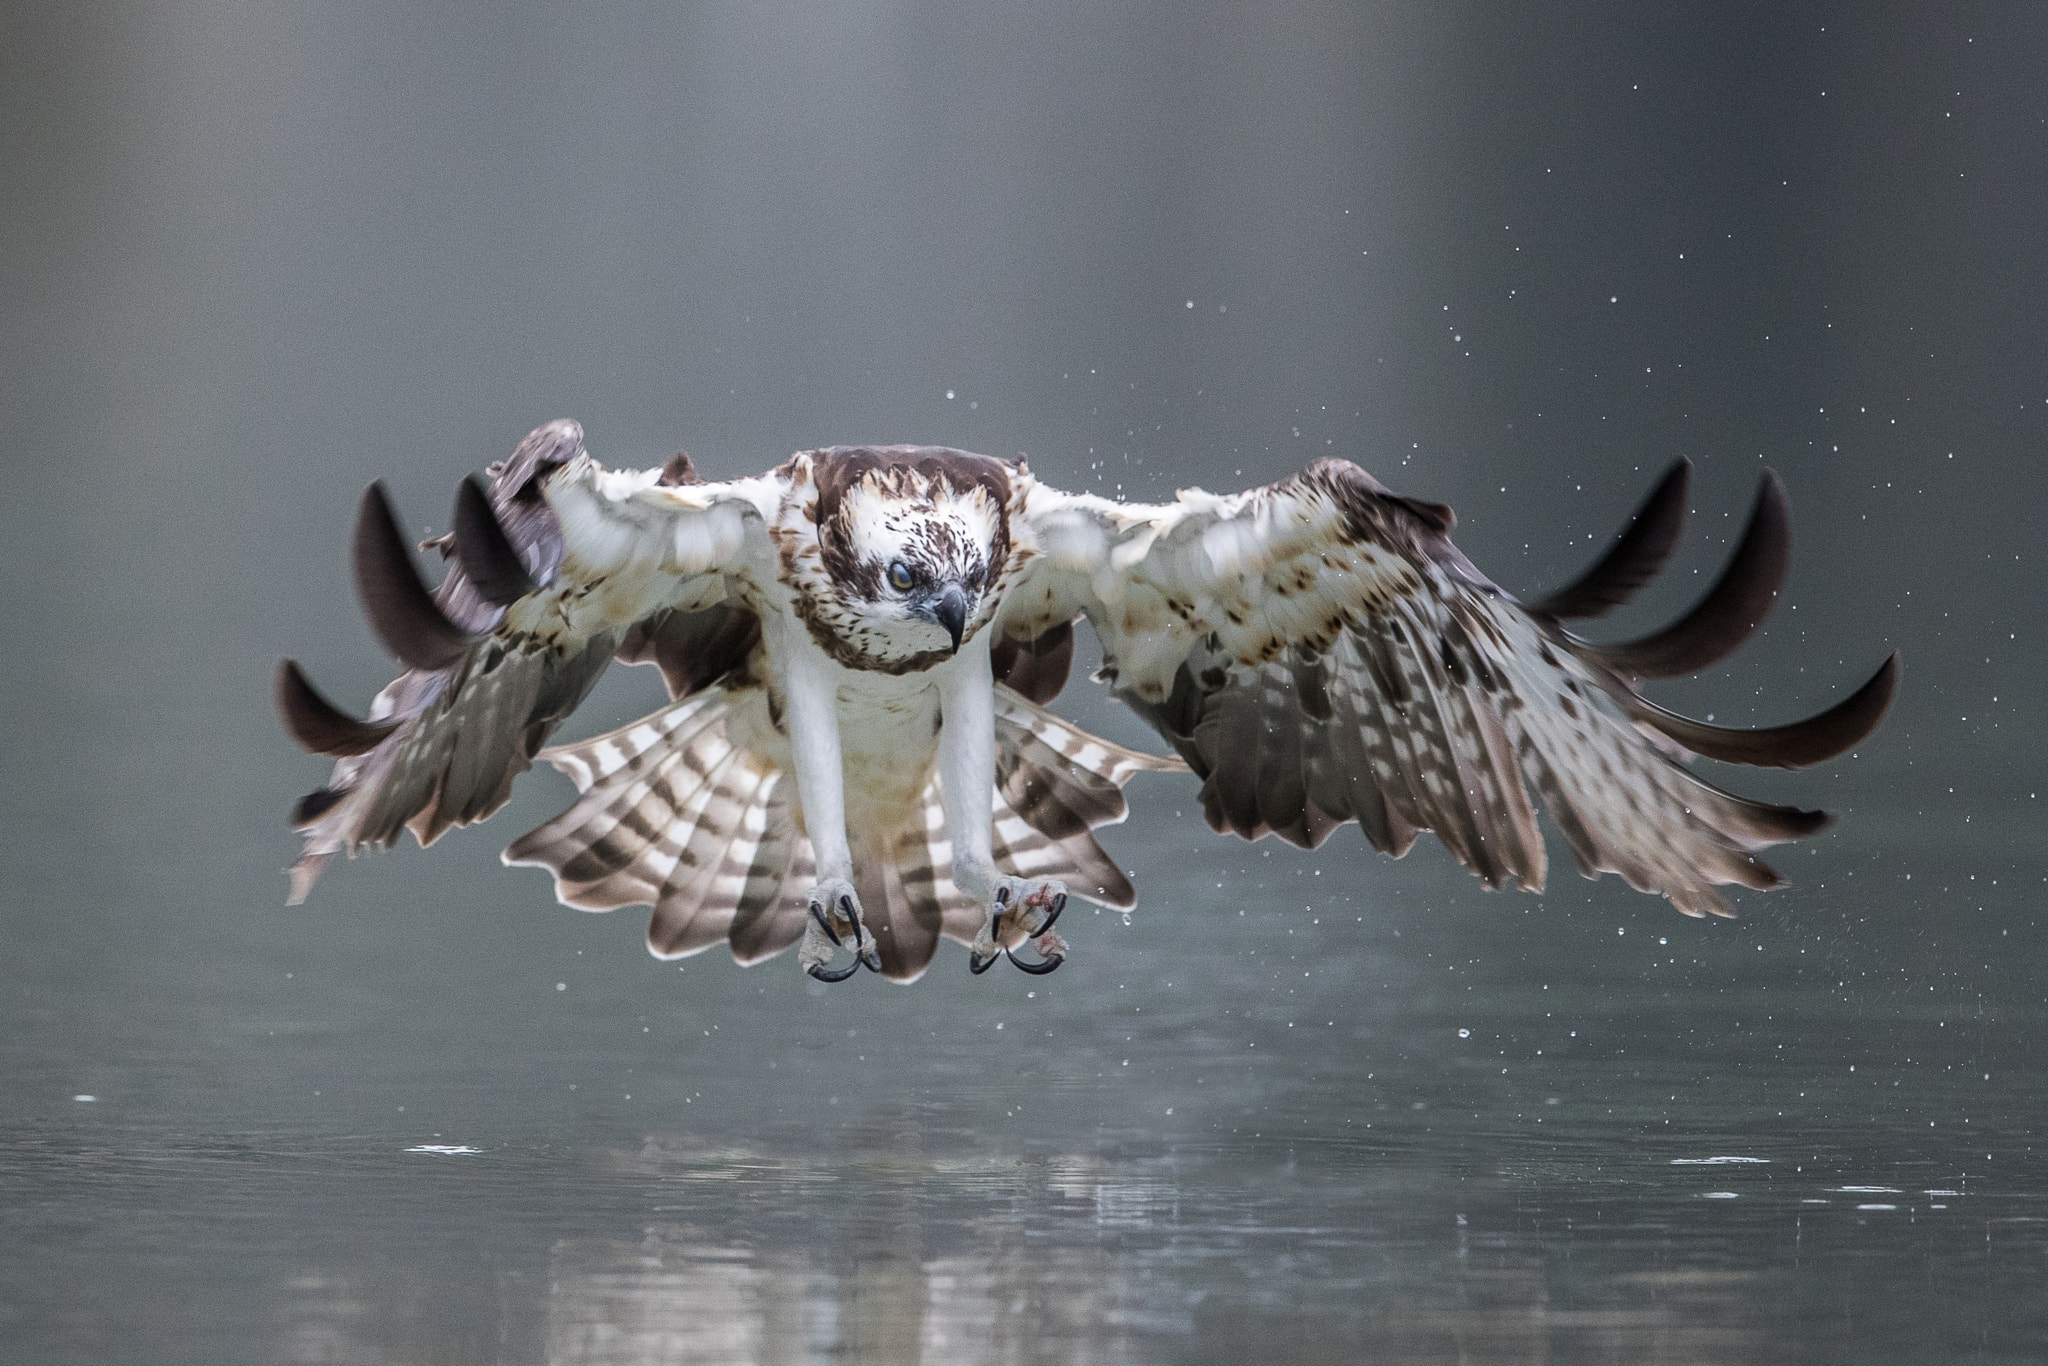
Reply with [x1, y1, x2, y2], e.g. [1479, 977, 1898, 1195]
[4, 3, 2045, 1362]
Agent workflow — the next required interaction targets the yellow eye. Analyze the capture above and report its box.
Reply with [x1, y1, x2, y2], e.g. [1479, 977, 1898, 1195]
[887, 561, 915, 592]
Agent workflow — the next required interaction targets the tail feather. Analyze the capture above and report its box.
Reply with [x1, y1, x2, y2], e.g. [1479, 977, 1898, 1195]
[993, 686, 1186, 787]
[504, 694, 740, 911]
[499, 696, 733, 909]
[727, 777, 812, 964]
[909, 688, 1164, 959]
[565, 732, 739, 908]
[983, 683, 1179, 909]
[645, 745, 776, 958]
[853, 825, 946, 982]
[542, 690, 726, 792]
[504, 681, 1175, 971]
[508, 708, 737, 911]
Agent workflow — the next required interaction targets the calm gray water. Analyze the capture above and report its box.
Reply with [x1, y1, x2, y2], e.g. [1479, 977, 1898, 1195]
[6, 817, 2045, 1363]
[6, 3, 2047, 1361]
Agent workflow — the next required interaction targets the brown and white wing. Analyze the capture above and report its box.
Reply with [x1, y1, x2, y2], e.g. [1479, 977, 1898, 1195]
[1001, 458, 1897, 917]
[277, 419, 780, 902]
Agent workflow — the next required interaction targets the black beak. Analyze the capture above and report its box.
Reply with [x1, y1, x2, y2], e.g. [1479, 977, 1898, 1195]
[933, 583, 969, 652]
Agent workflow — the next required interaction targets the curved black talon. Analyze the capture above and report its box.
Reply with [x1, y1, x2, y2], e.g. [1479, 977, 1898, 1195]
[838, 894, 883, 972]
[808, 897, 874, 980]
[808, 899, 842, 946]
[1029, 892, 1066, 938]
[1006, 943, 1064, 975]
[969, 948, 1000, 975]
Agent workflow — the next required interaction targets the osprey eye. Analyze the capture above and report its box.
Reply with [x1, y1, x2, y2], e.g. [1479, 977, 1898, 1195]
[887, 561, 915, 592]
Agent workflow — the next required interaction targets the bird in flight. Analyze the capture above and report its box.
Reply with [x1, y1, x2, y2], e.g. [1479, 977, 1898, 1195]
[278, 420, 1895, 982]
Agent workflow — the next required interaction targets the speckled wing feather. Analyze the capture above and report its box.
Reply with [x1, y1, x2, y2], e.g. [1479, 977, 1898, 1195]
[1001, 458, 1896, 917]
[280, 419, 780, 902]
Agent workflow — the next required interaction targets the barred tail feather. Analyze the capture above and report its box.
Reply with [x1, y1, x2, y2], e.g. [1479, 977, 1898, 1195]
[504, 689, 813, 961]
[642, 743, 775, 958]
[726, 778, 812, 964]
[502, 693, 734, 911]
[993, 685, 1187, 788]
[534, 689, 726, 793]
[503, 682, 1176, 974]
[854, 825, 947, 982]
[904, 783, 1116, 969]
[912, 688, 1182, 967]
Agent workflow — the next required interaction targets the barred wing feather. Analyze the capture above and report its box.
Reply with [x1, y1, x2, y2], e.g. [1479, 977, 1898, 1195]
[280, 420, 777, 902]
[1004, 458, 1896, 918]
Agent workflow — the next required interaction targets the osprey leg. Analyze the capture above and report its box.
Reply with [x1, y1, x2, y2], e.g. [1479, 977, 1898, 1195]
[777, 625, 880, 981]
[934, 634, 1073, 974]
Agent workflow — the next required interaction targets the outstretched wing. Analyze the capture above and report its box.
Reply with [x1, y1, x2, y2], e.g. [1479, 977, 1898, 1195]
[1000, 458, 1896, 917]
[277, 420, 781, 902]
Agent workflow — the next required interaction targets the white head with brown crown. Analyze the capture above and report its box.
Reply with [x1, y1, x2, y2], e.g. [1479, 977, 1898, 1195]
[784, 445, 1014, 673]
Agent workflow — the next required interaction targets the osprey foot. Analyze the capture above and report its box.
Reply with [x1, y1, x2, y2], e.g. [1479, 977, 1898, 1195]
[968, 877, 1067, 975]
[800, 879, 880, 982]
[1007, 927, 1068, 975]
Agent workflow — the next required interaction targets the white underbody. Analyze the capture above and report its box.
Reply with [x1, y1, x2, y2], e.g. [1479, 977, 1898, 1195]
[750, 581, 1000, 900]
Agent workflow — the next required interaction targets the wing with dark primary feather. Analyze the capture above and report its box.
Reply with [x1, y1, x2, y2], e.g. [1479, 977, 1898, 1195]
[999, 458, 1896, 917]
[277, 420, 779, 902]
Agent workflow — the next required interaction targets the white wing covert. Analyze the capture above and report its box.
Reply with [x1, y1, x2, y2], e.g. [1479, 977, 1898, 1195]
[1001, 457, 1896, 917]
[278, 420, 778, 902]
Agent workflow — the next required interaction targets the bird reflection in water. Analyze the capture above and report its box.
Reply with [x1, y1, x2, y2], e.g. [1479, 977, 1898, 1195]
[542, 1139, 1157, 1363]
[270, 1122, 1789, 1365]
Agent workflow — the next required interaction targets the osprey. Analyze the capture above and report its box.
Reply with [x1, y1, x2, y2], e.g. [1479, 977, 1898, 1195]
[279, 420, 1896, 982]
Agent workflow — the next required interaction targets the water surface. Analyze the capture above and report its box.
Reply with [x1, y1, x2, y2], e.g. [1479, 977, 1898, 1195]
[6, 824, 2042, 1363]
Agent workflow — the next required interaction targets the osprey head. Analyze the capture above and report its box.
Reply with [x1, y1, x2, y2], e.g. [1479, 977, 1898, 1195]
[804, 447, 1013, 670]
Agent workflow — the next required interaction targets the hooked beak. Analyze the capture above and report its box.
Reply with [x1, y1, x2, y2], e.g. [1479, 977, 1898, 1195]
[932, 583, 970, 652]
